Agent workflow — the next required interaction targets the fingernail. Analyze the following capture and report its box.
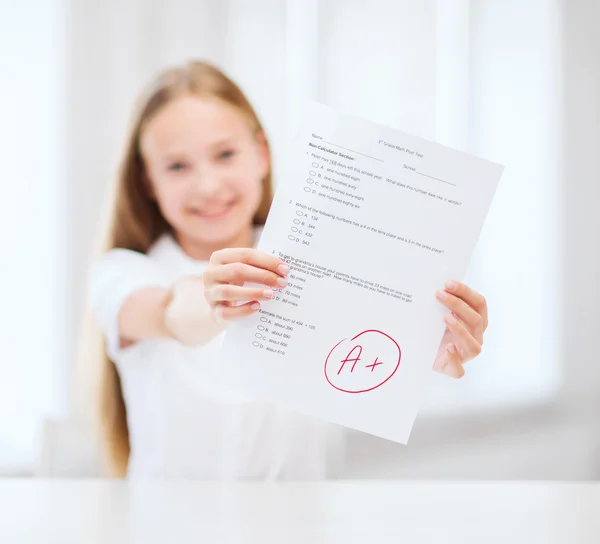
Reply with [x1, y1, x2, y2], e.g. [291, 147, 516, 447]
[263, 289, 274, 299]
[278, 263, 290, 276]
[436, 290, 448, 300]
[447, 344, 456, 354]
[250, 302, 260, 311]
[445, 280, 458, 291]
[276, 277, 288, 288]
[215, 307, 224, 320]
[445, 313, 457, 325]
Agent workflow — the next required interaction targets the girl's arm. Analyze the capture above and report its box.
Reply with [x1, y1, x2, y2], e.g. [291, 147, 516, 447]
[117, 286, 173, 346]
[117, 277, 228, 348]
[90, 250, 223, 353]
[91, 247, 288, 354]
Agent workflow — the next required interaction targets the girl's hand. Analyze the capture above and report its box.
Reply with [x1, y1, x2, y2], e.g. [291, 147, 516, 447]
[433, 281, 488, 378]
[203, 248, 289, 321]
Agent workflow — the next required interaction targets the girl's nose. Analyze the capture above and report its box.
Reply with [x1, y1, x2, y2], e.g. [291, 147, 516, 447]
[192, 167, 222, 196]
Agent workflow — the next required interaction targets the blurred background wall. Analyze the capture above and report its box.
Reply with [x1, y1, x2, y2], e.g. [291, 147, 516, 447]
[1, 0, 599, 478]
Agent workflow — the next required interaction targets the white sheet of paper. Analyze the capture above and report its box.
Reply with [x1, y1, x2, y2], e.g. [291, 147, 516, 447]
[220, 102, 503, 443]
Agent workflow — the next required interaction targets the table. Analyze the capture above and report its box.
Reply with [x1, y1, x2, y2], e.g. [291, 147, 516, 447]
[0, 480, 598, 543]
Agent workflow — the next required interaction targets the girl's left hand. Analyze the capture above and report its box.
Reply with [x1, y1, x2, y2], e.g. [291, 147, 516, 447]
[433, 281, 488, 378]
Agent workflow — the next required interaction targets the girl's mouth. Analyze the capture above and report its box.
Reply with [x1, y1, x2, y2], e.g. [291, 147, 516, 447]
[189, 201, 236, 220]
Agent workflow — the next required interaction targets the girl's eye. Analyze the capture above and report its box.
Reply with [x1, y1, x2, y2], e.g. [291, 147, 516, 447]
[168, 162, 187, 172]
[218, 149, 236, 161]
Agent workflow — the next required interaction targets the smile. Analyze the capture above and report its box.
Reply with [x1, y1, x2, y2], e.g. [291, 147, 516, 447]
[189, 201, 236, 220]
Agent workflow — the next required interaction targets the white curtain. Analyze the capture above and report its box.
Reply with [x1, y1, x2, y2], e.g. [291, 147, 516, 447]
[1, 0, 562, 472]
[424, 0, 563, 414]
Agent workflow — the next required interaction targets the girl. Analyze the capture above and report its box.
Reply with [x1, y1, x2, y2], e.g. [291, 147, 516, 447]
[85, 61, 488, 479]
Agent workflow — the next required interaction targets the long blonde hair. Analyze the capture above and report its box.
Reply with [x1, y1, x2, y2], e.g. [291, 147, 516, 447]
[76, 61, 273, 477]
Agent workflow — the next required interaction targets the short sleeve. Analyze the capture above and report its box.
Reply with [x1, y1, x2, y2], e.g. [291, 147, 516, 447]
[89, 249, 170, 361]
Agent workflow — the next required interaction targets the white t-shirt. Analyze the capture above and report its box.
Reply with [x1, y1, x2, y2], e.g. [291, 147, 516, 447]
[90, 231, 345, 480]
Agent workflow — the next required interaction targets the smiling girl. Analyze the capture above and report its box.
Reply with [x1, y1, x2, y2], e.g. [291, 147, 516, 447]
[85, 61, 488, 479]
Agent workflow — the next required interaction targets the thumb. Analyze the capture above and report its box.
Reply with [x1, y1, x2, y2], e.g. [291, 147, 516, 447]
[435, 343, 465, 379]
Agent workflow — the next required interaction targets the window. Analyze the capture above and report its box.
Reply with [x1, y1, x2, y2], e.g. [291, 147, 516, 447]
[0, 0, 66, 472]
[283, 0, 562, 416]
[422, 0, 562, 415]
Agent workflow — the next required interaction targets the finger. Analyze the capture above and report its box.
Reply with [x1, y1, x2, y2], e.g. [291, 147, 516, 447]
[211, 248, 289, 276]
[444, 313, 483, 362]
[205, 263, 288, 289]
[206, 284, 274, 305]
[444, 281, 488, 330]
[436, 290, 484, 341]
[214, 301, 261, 321]
[435, 344, 465, 379]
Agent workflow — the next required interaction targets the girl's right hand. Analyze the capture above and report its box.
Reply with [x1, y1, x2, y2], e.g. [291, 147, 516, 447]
[203, 248, 289, 321]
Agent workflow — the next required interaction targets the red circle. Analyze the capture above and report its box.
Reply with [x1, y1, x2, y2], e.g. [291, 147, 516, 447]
[324, 329, 401, 394]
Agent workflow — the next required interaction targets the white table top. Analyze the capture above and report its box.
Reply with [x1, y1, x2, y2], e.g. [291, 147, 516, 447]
[1, 480, 598, 543]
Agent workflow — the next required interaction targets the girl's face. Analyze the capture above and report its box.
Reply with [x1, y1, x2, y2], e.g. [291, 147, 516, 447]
[140, 95, 268, 255]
